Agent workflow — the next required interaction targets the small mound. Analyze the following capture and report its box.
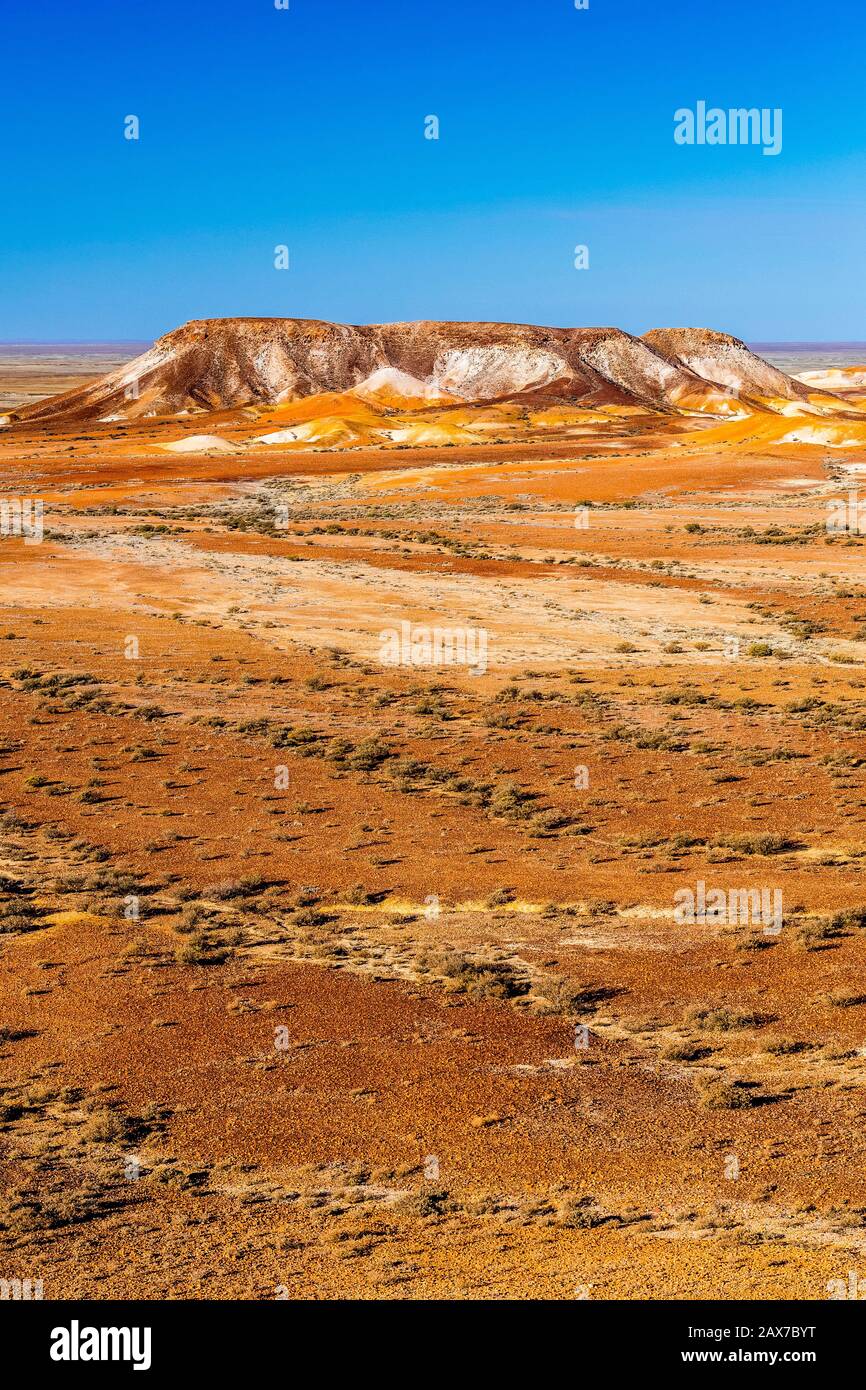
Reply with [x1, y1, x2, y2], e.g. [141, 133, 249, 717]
[353, 367, 456, 407]
[255, 417, 364, 447]
[162, 435, 238, 454]
[669, 382, 752, 418]
[775, 400, 824, 418]
[796, 367, 866, 391]
[384, 422, 475, 446]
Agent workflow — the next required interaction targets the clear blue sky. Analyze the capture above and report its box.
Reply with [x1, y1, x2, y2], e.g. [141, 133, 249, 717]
[2, 0, 865, 341]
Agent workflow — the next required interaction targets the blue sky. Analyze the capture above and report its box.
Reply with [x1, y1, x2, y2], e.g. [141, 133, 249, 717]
[2, 0, 865, 341]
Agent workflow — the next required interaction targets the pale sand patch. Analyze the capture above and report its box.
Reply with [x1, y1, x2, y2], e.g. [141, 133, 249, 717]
[0, 530, 798, 674]
[780, 426, 866, 447]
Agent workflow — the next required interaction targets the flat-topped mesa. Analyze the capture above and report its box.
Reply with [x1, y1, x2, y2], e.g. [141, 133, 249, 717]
[5, 318, 824, 425]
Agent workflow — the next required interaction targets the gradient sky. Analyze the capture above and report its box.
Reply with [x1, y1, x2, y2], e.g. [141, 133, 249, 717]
[2, 0, 865, 341]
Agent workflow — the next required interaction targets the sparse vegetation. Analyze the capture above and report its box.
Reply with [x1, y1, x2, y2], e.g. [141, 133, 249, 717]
[700, 1080, 757, 1110]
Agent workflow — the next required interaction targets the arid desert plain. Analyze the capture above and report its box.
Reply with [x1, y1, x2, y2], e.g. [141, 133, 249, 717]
[3, 319, 866, 1300]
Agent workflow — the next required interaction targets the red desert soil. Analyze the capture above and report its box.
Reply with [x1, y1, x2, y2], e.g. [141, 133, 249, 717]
[3, 324, 866, 1299]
